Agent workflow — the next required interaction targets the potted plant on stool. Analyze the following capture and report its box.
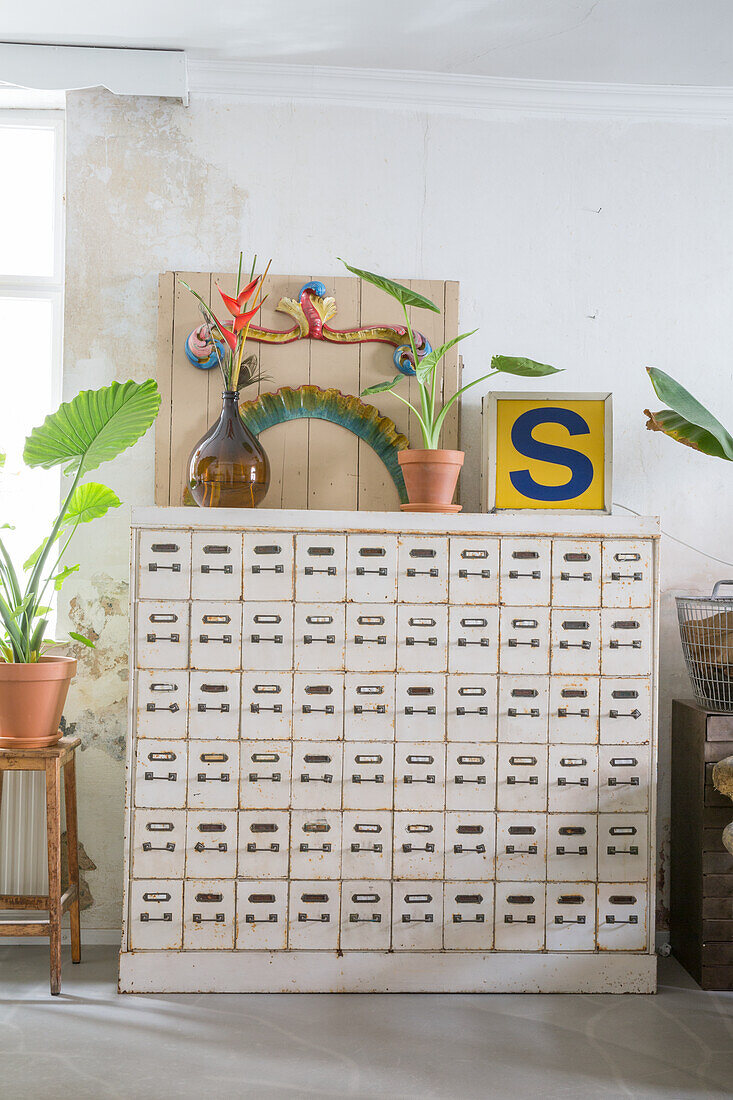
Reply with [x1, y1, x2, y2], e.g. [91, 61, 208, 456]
[341, 259, 561, 511]
[0, 379, 160, 748]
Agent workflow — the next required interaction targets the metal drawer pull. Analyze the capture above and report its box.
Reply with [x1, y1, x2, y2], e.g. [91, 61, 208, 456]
[607, 777, 639, 787]
[199, 633, 232, 645]
[605, 916, 638, 926]
[558, 707, 590, 718]
[353, 704, 386, 714]
[149, 682, 178, 692]
[245, 913, 278, 924]
[304, 634, 335, 645]
[609, 708, 641, 719]
[458, 637, 490, 648]
[201, 564, 233, 575]
[356, 566, 388, 576]
[142, 841, 175, 852]
[148, 562, 181, 573]
[150, 543, 179, 553]
[297, 913, 330, 923]
[251, 634, 283, 644]
[555, 915, 586, 925]
[140, 912, 172, 922]
[508, 638, 540, 648]
[611, 571, 643, 581]
[251, 563, 284, 574]
[404, 704, 434, 715]
[144, 771, 176, 781]
[607, 845, 639, 856]
[452, 914, 485, 924]
[506, 774, 538, 785]
[351, 843, 383, 853]
[300, 774, 333, 783]
[194, 841, 227, 853]
[560, 570, 592, 581]
[299, 842, 331, 853]
[246, 842, 280, 853]
[192, 913, 225, 924]
[197, 773, 230, 782]
[197, 703, 229, 713]
[403, 776, 435, 784]
[564, 552, 591, 562]
[613, 552, 641, 562]
[505, 844, 537, 854]
[254, 544, 282, 555]
[248, 773, 281, 782]
[146, 702, 180, 713]
[504, 915, 536, 924]
[147, 633, 179, 643]
[352, 774, 384, 784]
[456, 706, 488, 715]
[612, 689, 639, 699]
[401, 913, 434, 923]
[305, 565, 336, 576]
[354, 634, 387, 645]
[405, 637, 438, 646]
[250, 703, 283, 714]
[301, 704, 334, 715]
[556, 845, 588, 855]
[559, 640, 591, 650]
[455, 775, 486, 786]
[349, 913, 382, 923]
[557, 777, 588, 787]
[509, 570, 540, 579]
[609, 639, 642, 649]
[407, 567, 438, 578]
[459, 568, 490, 579]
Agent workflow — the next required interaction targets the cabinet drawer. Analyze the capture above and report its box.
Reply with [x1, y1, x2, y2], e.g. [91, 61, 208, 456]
[135, 669, 188, 739]
[346, 534, 397, 603]
[548, 745, 598, 813]
[498, 676, 549, 743]
[496, 745, 548, 812]
[340, 880, 392, 950]
[597, 813, 648, 881]
[188, 670, 240, 740]
[138, 531, 191, 600]
[341, 811, 392, 879]
[446, 743, 497, 811]
[240, 673, 292, 739]
[395, 674, 446, 742]
[236, 880, 288, 950]
[596, 884, 647, 950]
[237, 810, 290, 878]
[136, 601, 190, 669]
[495, 812, 546, 880]
[345, 605, 397, 672]
[449, 537, 499, 605]
[546, 883, 596, 951]
[397, 605, 448, 673]
[292, 673, 344, 741]
[394, 742, 446, 811]
[393, 811, 445, 879]
[291, 742, 343, 810]
[397, 535, 448, 603]
[131, 809, 186, 879]
[448, 605, 499, 674]
[135, 740, 187, 809]
[499, 538, 551, 606]
[190, 601, 242, 671]
[187, 741, 239, 810]
[242, 602, 293, 671]
[549, 676, 599, 744]
[550, 610, 600, 677]
[494, 882, 545, 951]
[295, 534, 346, 602]
[290, 810, 342, 879]
[294, 604, 346, 672]
[288, 880, 340, 949]
[344, 673, 395, 740]
[239, 741, 292, 809]
[342, 743, 394, 810]
[129, 879, 183, 950]
[191, 531, 242, 601]
[601, 541, 653, 608]
[392, 882, 443, 950]
[546, 814, 597, 882]
[598, 745, 650, 812]
[445, 811, 496, 880]
[599, 678, 652, 744]
[551, 540, 601, 608]
[185, 810, 237, 879]
[600, 610, 652, 676]
[446, 675, 497, 742]
[183, 879, 236, 950]
[243, 532, 294, 602]
[443, 882, 495, 950]
[499, 607, 550, 676]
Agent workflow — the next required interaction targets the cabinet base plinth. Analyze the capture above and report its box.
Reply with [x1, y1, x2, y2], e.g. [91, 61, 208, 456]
[118, 950, 657, 994]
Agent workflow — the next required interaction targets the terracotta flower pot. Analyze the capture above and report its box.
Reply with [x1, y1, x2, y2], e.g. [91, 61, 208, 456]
[0, 656, 77, 749]
[398, 449, 465, 513]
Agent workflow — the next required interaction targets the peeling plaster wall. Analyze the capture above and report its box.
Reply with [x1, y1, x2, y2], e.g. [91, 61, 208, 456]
[63, 88, 733, 929]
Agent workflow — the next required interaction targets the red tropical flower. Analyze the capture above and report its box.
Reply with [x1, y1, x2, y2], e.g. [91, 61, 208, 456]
[218, 277, 260, 317]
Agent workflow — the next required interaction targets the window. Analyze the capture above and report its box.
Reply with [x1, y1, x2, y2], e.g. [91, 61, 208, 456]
[0, 109, 64, 578]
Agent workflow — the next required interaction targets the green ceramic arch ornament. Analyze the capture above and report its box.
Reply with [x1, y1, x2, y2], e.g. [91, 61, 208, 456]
[238, 385, 410, 504]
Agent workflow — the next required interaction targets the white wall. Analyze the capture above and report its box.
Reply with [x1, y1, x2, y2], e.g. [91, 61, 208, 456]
[62, 87, 733, 928]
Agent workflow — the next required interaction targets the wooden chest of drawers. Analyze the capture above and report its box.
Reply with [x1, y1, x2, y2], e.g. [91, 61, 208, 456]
[671, 699, 733, 990]
[119, 508, 659, 992]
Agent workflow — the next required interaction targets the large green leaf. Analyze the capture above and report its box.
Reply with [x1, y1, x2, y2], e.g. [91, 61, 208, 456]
[491, 355, 563, 377]
[415, 331, 477, 384]
[644, 407, 732, 460]
[62, 482, 122, 526]
[339, 259, 440, 313]
[23, 379, 161, 475]
[361, 375, 403, 396]
[646, 367, 733, 460]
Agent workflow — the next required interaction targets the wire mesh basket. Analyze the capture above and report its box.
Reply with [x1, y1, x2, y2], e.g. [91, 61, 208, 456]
[677, 581, 733, 710]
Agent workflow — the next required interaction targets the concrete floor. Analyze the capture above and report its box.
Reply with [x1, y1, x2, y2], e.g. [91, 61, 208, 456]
[1, 948, 732, 1100]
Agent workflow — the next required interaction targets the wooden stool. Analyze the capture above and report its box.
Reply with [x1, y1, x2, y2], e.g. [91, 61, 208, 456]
[0, 736, 82, 994]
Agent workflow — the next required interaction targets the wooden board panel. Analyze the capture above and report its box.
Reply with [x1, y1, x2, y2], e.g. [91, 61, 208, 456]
[156, 273, 460, 509]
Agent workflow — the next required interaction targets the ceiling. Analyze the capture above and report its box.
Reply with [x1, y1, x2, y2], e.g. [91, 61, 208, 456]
[2, 0, 733, 87]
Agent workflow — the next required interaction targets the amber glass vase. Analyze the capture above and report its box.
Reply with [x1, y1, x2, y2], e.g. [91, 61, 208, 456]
[188, 391, 270, 507]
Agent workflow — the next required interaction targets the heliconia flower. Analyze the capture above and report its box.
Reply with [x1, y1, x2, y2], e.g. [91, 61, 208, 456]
[218, 277, 260, 317]
[232, 300, 263, 333]
[213, 317, 238, 352]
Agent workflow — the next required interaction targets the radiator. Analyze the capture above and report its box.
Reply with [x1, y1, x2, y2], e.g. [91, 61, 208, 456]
[0, 771, 48, 895]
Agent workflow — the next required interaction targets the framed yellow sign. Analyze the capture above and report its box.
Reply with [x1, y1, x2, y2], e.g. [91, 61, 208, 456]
[482, 392, 612, 513]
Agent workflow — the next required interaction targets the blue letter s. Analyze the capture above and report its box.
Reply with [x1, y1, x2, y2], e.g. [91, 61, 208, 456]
[509, 407, 594, 502]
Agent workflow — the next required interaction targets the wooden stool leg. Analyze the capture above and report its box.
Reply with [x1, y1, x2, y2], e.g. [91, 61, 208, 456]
[63, 755, 81, 963]
[45, 758, 62, 995]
